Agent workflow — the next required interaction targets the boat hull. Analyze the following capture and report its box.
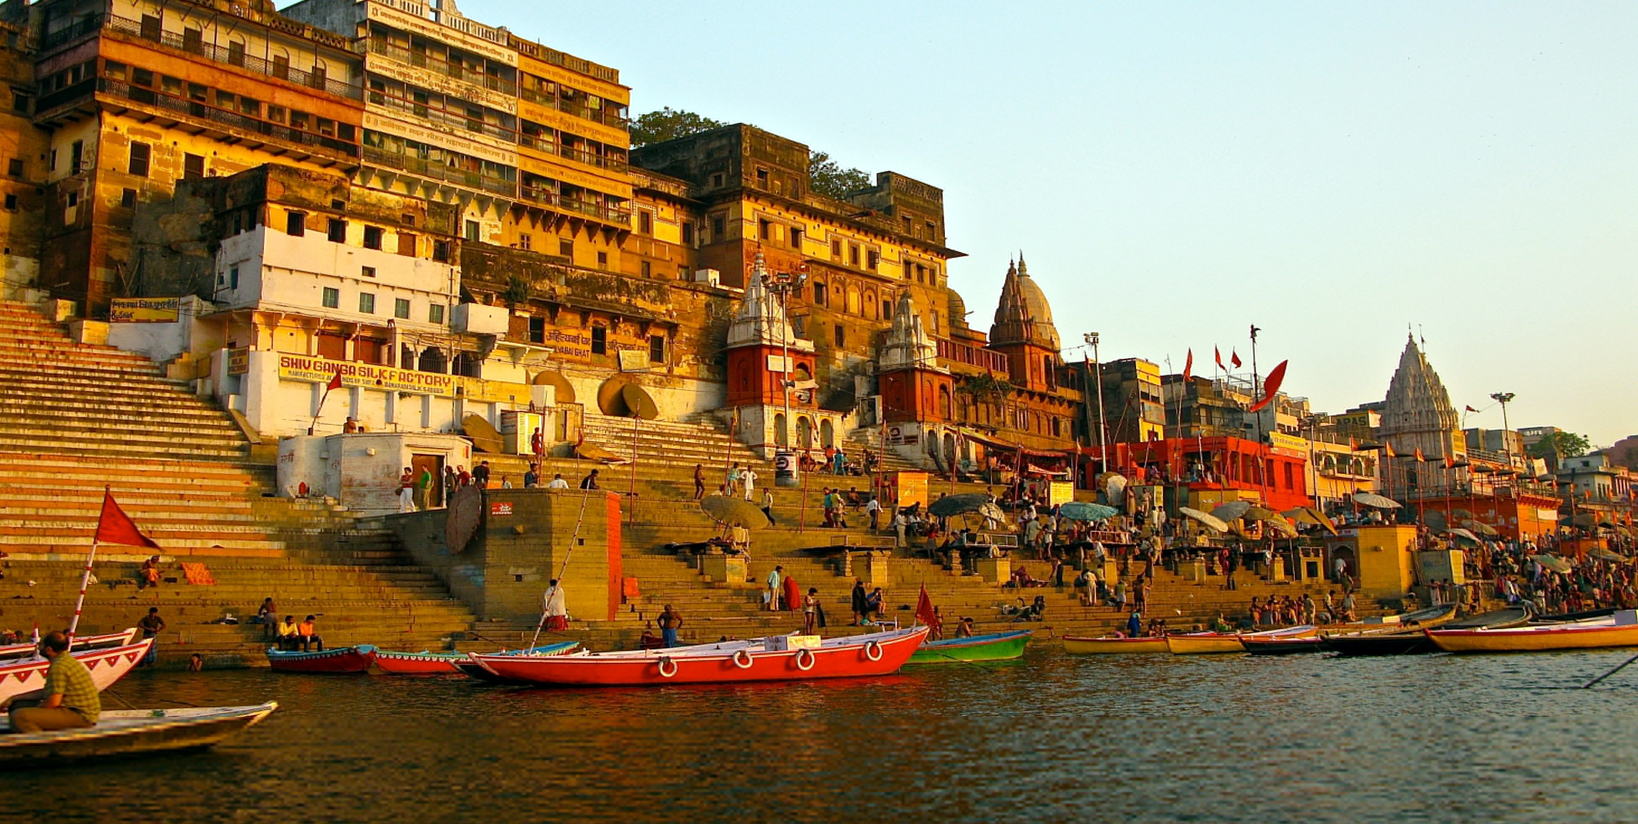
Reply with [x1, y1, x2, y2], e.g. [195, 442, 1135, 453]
[472, 627, 927, 687]
[1427, 622, 1638, 653]
[0, 629, 138, 662]
[0, 702, 276, 767]
[907, 631, 1031, 664]
[1323, 633, 1434, 656]
[1166, 635, 1247, 654]
[0, 638, 154, 705]
[377, 642, 579, 675]
[1063, 636, 1168, 654]
[1243, 637, 1326, 655]
[266, 645, 377, 673]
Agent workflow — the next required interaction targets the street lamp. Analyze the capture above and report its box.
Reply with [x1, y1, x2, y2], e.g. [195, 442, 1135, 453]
[1084, 332, 1107, 469]
[760, 259, 806, 484]
[1490, 391, 1516, 468]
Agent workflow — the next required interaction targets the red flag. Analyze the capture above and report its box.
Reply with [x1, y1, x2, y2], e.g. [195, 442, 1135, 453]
[1231, 350, 1242, 369]
[1182, 349, 1193, 383]
[915, 584, 941, 635]
[1414, 448, 1426, 463]
[1465, 405, 1478, 413]
[1444, 452, 1456, 469]
[1246, 360, 1288, 413]
[1384, 442, 1397, 459]
[95, 490, 159, 549]
[325, 370, 344, 392]
[1214, 346, 1224, 370]
[1350, 436, 1359, 451]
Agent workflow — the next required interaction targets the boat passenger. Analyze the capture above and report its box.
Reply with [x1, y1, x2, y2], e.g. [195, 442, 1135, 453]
[276, 616, 300, 650]
[1, 631, 100, 733]
[955, 617, 975, 638]
[297, 615, 324, 652]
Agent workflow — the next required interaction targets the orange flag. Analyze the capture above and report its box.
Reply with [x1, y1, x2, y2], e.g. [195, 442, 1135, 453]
[1414, 448, 1426, 463]
[1247, 360, 1288, 413]
[1384, 442, 1397, 459]
[95, 490, 159, 549]
[1182, 349, 1193, 383]
[1444, 452, 1456, 470]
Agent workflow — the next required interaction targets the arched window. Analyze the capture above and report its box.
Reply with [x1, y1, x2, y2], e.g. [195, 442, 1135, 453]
[797, 416, 814, 450]
[820, 419, 835, 448]
[938, 385, 951, 419]
[774, 413, 788, 446]
[417, 347, 446, 373]
[864, 290, 878, 320]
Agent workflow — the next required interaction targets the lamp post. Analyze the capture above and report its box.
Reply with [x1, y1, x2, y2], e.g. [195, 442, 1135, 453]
[1084, 332, 1108, 472]
[1490, 392, 1516, 469]
[761, 261, 806, 487]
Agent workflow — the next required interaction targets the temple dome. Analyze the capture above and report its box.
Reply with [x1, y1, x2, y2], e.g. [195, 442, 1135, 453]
[988, 255, 1060, 350]
[947, 288, 969, 331]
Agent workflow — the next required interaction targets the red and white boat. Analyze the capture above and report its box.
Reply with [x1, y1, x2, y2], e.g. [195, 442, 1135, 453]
[470, 626, 929, 687]
[266, 645, 377, 674]
[0, 629, 138, 661]
[0, 636, 155, 705]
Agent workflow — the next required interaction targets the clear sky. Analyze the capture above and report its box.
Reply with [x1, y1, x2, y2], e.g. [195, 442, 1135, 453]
[462, 0, 1638, 446]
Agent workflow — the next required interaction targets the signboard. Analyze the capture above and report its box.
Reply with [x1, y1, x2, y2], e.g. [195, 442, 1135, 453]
[536, 324, 647, 363]
[618, 349, 650, 372]
[227, 348, 249, 375]
[886, 425, 918, 446]
[278, 354, 460, 396]
[490, 501, 513, 517]
[1267, 431, 1309, 458]
[109, 297, 179, 323]
[1049, 480, 1073, 507]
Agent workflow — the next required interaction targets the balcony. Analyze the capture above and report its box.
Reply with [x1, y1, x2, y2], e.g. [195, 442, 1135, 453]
[937, 338, 1009, 373]
[365, 39, 517, 96]
[518, 86, 629, 130]
[517, 134, 628, 173]
[363, 145, 516, 196]
[99, 78, 358, 161]
[371, 91, 517, 143]
[518, 185, 631, 226]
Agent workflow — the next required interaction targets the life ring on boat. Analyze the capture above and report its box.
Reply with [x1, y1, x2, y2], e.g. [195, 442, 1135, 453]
[794, 648, 816, 671]
[732, 649, 754, 669]
[863, 640, 884, 662]
[656, 656, 678, 678]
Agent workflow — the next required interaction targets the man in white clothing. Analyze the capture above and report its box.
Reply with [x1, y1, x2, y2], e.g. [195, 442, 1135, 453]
[546, 473, 570, 490]
[543, 579, 568, 630]
[741, 467, 758, 501]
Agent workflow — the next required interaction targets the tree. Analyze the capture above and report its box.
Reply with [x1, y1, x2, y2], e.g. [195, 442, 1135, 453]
[807, 151, 871, 199]
[629, 108, 727, 148]
[1526, 431, 1590, 461]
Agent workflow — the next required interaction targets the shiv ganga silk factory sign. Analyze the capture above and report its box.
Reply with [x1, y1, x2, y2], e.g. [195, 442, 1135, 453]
[276, 354, 528, 404]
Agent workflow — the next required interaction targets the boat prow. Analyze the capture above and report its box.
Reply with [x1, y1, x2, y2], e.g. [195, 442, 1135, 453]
[266, 645, 377, 674]
[907, 630, 1031, 665]
[0, 702, 277, 767]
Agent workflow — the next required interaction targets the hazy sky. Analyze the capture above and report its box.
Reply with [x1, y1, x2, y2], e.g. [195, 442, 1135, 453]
[462, 0, 1637, 445]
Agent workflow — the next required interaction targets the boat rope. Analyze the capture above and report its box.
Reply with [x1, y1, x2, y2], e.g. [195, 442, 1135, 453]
[530, 481, 597, 648]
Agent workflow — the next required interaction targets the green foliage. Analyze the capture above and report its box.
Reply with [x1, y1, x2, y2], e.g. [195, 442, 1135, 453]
[503, 275, 530, 307]
[1526, 431, 1590, 460]
[629, 108, 727, 148]
[957, 373, 1014, 403]
[808, 151, 871, 199]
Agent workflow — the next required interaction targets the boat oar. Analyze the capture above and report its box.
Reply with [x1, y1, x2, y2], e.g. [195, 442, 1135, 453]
[1583, 653, 1638, 689]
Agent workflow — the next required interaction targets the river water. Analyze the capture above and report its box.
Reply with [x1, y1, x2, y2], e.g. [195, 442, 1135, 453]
[9, 648, 1638, 823]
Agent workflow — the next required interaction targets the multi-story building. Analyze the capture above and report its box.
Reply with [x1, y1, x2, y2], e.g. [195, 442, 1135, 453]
[20, 0, 365, 310]
[0, 17, 49, 297]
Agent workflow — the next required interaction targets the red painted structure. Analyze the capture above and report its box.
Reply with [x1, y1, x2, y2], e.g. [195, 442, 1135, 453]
[1097, 436, 1313, 513]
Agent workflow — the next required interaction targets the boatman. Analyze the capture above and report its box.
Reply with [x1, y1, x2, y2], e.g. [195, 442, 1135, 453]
[1, 631, 100, 733]
[543, 579, 569, 631]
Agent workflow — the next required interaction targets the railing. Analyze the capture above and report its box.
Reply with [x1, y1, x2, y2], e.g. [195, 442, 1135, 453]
[40, 14, 103, 51]
[371, 91, 517, 143]
[35, 78, 97, 115]
[937, 338, 1010, 373]
[363, 146, 516, 196]
[93, 15, 363, 100]
[518, 185, 631, 225]
[366, 38, 517, 96]
[517, 86, 629, 130]
[101, 78, 359, 159]
[506, 33, 619, 84]
[518, 134, 628, 172]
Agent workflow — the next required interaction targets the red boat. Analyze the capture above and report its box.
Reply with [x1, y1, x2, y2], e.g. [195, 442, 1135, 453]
[374, 642, 579, 675]
[0, 637, 154, 705]
[470, 626, 929, 687]
[266, 645, 376, 674]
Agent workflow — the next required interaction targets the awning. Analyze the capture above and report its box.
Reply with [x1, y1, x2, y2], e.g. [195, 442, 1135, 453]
[962, 431, 1071, 460]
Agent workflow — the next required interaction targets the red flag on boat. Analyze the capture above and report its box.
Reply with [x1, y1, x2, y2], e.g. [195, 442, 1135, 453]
[1231, 350, 1242, 369]
[95, 490, 159, 549]
[915, 584, 941, 635]
[1246, 360, 1288, 413]
[1182, 349, 1193, 383]
[325, 370, 343, 392]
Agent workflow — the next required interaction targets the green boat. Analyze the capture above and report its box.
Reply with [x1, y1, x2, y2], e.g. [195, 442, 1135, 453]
[906, 630, 1032, 665]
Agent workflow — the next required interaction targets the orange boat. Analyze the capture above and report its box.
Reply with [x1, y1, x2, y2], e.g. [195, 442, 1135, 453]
[1062, 636, 1168, 654]
[1427, 612, 1638, 653]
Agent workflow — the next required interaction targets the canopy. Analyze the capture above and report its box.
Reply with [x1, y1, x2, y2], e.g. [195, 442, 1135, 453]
[1352, 492, 1401, 510]
[1284, 507, 1338, 536]
[1445, 527, 1481, 543]
[929, 493, 991, 518]
[700, 495, 771, 529]
[1531, 554, 1572, 575]
[1211, 501, 1251, 522]
[1461, 519, 1500, 538]
[1178, 507, 1228, 533]
[1059, 502, 1119, 522]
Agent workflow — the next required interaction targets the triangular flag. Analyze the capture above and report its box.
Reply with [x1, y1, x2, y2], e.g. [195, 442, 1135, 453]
[1384, 442, 1397, 458]
[1246, 360, 1288, 413]
[326, 370, 344, 392]
[1465, 405, 1478, 413]
[915, 584, 941, 635]
[1414, 448, 1426, 463]
[1231, 350, 1242, 369]
[1214, 346, 1224, 370]
[95, 490, 160, 549]
[1444, 452, 1456, 469]
[1182, 349, 1193, 383]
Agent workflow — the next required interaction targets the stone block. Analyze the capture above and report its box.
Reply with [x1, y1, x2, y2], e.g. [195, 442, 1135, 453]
[860, 551, 890, 588]
[1179, 559, 1207, 582]
[701, 554, 747, 584]
[975, 556, 1010, 583]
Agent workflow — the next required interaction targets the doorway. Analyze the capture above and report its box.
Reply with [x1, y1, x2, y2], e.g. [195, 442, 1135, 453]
[412, 453, 445, 508]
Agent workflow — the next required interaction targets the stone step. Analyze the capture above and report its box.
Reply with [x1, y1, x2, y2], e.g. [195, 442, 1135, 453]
[0, 437, 251, 461]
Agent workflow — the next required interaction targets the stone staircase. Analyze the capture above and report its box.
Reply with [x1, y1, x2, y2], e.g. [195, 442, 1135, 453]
[0, 299, 477, 665]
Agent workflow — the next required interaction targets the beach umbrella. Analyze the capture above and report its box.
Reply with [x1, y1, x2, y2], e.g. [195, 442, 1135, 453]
[1242, 505, 1282, 523]
[1352, 492, 1401, 510]
[700, 495, 771, 529]
[1560, 513, 1597, 528]
[1284, 507, 1338, 536]
[1211, 501, 1252, 522]
[1445, 528, 1481, 544]
[1103, 473, 1128, 506]
[1451, 508, 1473, 519]
[1178, 507, 1228, 533]
[1424, 510, 1449, 531]
[978, 502, 1007, 523]
[1589, 548, 1623, 562]
[1059, 502, 1119, 522]
[1461, 519, 1500, 537]
[1261, 518, 1298, 538]
[929, 493, 990, 518]
[1531, 554, 1572, 575]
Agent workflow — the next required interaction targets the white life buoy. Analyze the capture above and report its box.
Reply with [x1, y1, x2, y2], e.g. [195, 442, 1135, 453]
[732, 649, 754, 669]
[794, 648, 816, 671]
[656, 656, 678, 678]
[863, 640, 883, 662]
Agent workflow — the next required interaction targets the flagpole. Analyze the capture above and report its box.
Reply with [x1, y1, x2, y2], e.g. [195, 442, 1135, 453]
[67, 537, 99, 643]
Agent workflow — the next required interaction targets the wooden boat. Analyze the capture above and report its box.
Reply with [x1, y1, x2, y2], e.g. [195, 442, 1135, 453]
[470, 626, 927, 687]
[1427, 613, 1638, 653]
[378, 642, 580, 675]
[0, 702, 277, 767]
[1243, 636, 1327, 655]
[1167, 626, 1317, 655]
[0, 629, 139, 661]
[1063, 636, 1168, 654]
[1325, 605, 1518, 656]
[266, 645, 376, 674]
[906, 630, 1031, 665]
[0, 638, 154, 705]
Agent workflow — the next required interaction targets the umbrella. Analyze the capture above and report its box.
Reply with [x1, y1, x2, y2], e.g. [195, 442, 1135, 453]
[977, 502, 1007, 523]
[1103, 473, 1128, 506]
[1059, 502, 1119, 522]
[1445, 527, 1481, 543]
[700, 495, 771, 529]
[1424, 510, 1449, 530]
[1352, 492, 1400, 510]
[1211, 501, 1252, 522]
[1451, 508, 1473, 519]
[1461, 519, 1500, 537]
[929, 493, 990, 518]
[1242, 506, 1282, 523]
[1560, 513, 1597, 528]
[1589, 548, 1623, 562]
[1284, 507, 1338, 536]
[1531, 554, 1572, 575]
[1178, 507, 1228, 533]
